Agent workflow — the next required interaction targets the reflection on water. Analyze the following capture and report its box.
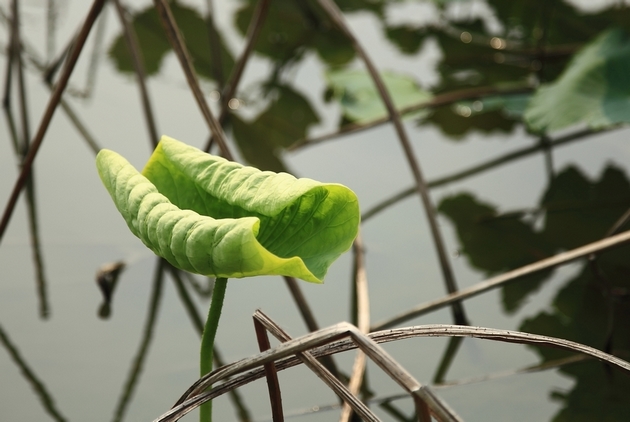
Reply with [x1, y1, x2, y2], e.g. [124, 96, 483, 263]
[441, 164, 630, 418]
[2, 0, 630, 420]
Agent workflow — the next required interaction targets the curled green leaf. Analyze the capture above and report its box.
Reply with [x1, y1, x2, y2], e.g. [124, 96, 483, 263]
[96, 136, 360, 283]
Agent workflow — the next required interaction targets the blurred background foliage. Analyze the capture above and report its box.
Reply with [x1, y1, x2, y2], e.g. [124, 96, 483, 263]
[3, 0, 630, 420]
[104, 0, 630, 419]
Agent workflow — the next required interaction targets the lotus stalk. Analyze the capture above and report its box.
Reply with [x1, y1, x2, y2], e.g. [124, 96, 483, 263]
[96, 136, 360, 421]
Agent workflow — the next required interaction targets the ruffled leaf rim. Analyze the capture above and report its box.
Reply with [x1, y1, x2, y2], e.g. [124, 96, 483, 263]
[96, 137, 360, 283]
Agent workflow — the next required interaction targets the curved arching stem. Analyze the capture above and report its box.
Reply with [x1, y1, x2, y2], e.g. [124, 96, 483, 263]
[200, 277, 228, 422]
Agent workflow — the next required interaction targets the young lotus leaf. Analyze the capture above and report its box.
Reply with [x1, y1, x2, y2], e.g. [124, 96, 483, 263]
[96, 136, 360, 283]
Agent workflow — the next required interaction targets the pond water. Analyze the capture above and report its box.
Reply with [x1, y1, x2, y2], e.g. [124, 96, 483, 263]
[1, 0, 630, 421]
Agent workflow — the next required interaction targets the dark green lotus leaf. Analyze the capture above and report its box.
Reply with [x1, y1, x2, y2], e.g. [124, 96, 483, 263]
[108, 2, 234, 82]
[96, 137, 360, 283]
[438, 165, 630, 313]
[541, 165, 630, 250]
[234, 85, 320, 150]
[438, 192, 555, 312]
[231, 114, 289, 174]
[385, 24, 428, 55]
[423, 104, 519, 140]
[229, 85, 319, 173]
[234, 0, 354, 67]
[335, 0, 384, 15]
[488, 0, 586, 46]
[428, 92, 531, 139]
[525, 28, 630, 133]
[520, 244, 630, 421]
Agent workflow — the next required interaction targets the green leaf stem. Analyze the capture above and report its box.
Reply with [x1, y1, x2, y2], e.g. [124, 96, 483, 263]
[96, 136, 359, 283]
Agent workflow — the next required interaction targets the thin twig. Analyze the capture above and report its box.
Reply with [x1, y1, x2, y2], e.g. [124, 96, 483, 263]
[42, 30, 73, 84]
[0, 323, 67, 421]
[182, 272, 214, 298]
[46, 0, 57, 62]
[434, 354, 588, 389]
[272, 353, 588, 420]
[222, 0, 270, 103]
[22, 157, 48, 319]
[282, 276, 341, 379]
[0, 0, 108, 246]
[152, 0, 233, 160]
[203, 0, 271, 152]
[166, 322, 461, 422]
[361, 127, 604, 222]
[254, 311, 379, 422]
[605, 207, 630, 237]
[540, 136, 555, 183]
[165, 322, 630, 419]
[203, 0, 224, 87]
[212, 348, 253, 422]
[378, 401, 414, 422]
[4, 0, 50, 319]
[113, 0, 159, 147]
[353, 233, 370, 334]
[34, 56, 102, 155]
[289, 84, 533, 151]
[2, 18, 104, 154]
[13, 0, 30, 151]
[371, 229, 630, 331]
[57, 97, 101, 154]
[112, 259, 165, 422]
[282, 352, 588, 420]
[2, 103, 19, 151]
[253, 316, 284, 422]
[66, 6, 107, 99]
[364, 325, 630, 373]
[431, 337, 463, 384]
[282, 276, 319, 333]
[315, 0, 468, 326]
[1, 8, 15, 112]
[340, 232, 370, 422]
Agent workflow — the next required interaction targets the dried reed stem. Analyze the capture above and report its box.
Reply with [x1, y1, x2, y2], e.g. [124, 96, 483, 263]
[282, 275, 341, 378]
[340, 232, 370, 422]
[254, 310, 379, 422]
[361, 127, 605, 222]
[204, 0, 271, 152]
[112, 0, 159, 147]
[315, 0, 468, 326]
[371, 229, 630, 330]
[3, 0, 50, 318]
[160, 322, 462, 422]
[0, 323, 67, 421]
[290, 84, 533, 151]
[253, 316, 284, 422]
[111, 259, 164, 422]
[160, 321, 630, 421]
[0, 0, 107, 249]
[152, 0, 233, 160]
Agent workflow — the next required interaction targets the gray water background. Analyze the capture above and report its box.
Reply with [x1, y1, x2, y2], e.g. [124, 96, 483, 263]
[1, 0, 629, 420]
